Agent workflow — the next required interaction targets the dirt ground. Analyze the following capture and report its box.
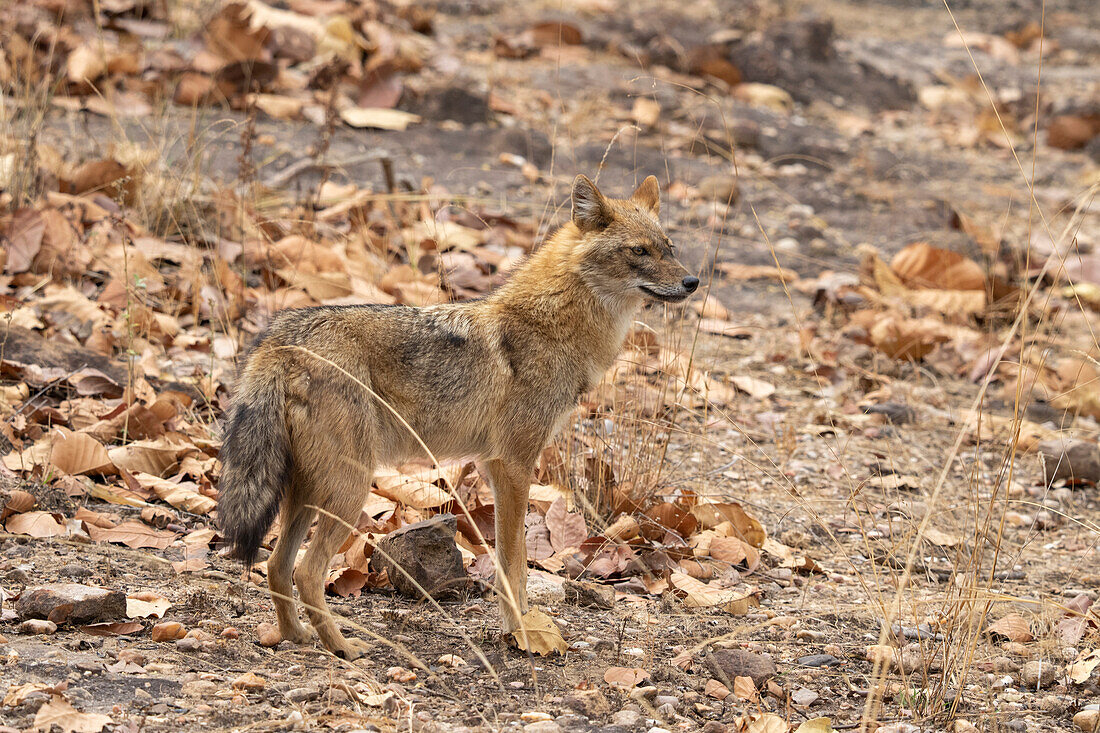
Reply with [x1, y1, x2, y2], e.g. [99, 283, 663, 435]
[2, 0, 1100, 731]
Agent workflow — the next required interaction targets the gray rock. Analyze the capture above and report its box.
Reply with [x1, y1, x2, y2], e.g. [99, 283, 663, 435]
[705, 648, 777, 687]
[611, 710, 643, 729]
[1039, 439, 1100, 485]
[791, 687, 818, 707]
[562, 580, 614, 609]
[15, 583, 126, 624]
[57, 564, 93, 579]
[286, 686, 320, 703]
[371, 514, 465, 599]
[797, 654, 840, 667]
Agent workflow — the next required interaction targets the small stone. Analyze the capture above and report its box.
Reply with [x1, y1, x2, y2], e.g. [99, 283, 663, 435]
[152, 622, 186, 642]
[992, 656, 1020, 673]
[563, 689, 610, 718]
[1074, 710, 1099, 733]
[611, 709, 643, 728]
[797, 654, 839, 667]
[18, 619, 57, 635]
[255, 622, 281, 647]
[521, 713, 553, 723]
[175, 637, 203, 653]
[58, 564, 93, 579]
[1003, 721, 1027, 733]
[1038, 439, 1100, 485]
[653, 695, 678, 709]
[286, 687, 320, 703]
[232, 672, 265, 690]
[15, 583, 126, 624]
[655, 703, 675, 718]
[118, 649, 145, 665]
[705, 648, 777, 687]
[791, 687, 818, 707]
[370, 514, 466, 599]
[220, 627, 239, 640]
[1020, 660, 1060, 689]
[628, 686, 658, 703]
[133, 688, 153, 701]
[562, 580, 614, 609]
[523, 722, 562, 733]
[701, 723, 728, 733]
[648, 728, 672, 733]
[181, 680, 218, 698]
[697, 175, 739, 204]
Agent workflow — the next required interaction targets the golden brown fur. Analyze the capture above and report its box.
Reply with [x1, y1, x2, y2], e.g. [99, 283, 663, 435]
[218, 175, 698, 658]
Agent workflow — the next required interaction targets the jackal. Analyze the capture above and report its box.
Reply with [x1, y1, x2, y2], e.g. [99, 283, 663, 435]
[218, 174, 699, 658]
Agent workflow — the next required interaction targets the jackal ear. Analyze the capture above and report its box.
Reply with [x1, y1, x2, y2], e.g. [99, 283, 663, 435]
[571, 174, 613, 232]
[631, 175, 660, 216]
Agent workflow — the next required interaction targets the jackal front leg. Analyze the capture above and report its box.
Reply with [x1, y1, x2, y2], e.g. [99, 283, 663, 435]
[487, 458, 532, 634]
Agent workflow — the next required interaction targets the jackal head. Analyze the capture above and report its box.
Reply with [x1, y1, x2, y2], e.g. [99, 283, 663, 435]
[570, 174, 699, 304]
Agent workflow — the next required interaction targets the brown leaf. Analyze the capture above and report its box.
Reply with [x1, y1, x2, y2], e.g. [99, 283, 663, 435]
[32, 695, 112, 733]
[546, 497, 587, 553]
[373, 471, 450, 509]
[205, 2, 269, 63]
[705, 678, 731, 700]
[79, 621, 143, 637]
[509, 609, 567, 656]
[710, 536, 760, 570]
[603, 666, 649, 689]
[87, 519, 175, 549]
[731, 376, 775, 400]
[891, 242, 985, 291]
[6, 510, 67, 538]
[325, 567, 369, 597]
[986, 613, 1033, 643]
[669, 572, 760, 613]
[132, 472, 216, 514]
[691, 501, 766, 547]
[529, 21, 583, 46]
[525, 514, 555, 561]
[340, 107, 420, 130]
[5, 209, 45, 273]
[645, 502, 698, 539]
[1, 489, 36, 520]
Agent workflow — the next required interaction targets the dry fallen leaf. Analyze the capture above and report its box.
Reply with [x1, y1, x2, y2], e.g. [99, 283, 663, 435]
[1066, 649, 1100, 685]
[126, 591, 172, 619]
[986, 613, 1034, 643]
[669, 572, 760, 613]
[509, 609, 567, 656]
[603, 666, 649, 689]
[795, 719, 837, 733]
[6, 510, 68, 538]
[32, 695, 112, 733]
[746, 713, 789, 733]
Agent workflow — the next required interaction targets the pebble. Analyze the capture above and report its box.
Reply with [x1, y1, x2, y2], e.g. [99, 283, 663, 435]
[286, 687, 320, 703]
[992, 656, 1019, 673]
[791, 687, 818, 707]
[648, 728, 672, 733]
[653, 696, 678, 710]
[629, 686, 658, 703]
[175, 637, 203, 653]
[612, 710, 643, 728]
[521, 713, 553, 723]
[220, 627, 239, 640]
[1020, 660, 1060, 689]
[655, 703, 676, 719]
[181, 680, 218, 698]
[255, 622, 281, 647]
[1074, 710, 1099, 732]
[58, 564, 93, 579]
[232, 672, 265, 690]
[152, 622, 186, 642]
[18, 619, 58, 635]
[797, 654, 840, 667]
[523, 723, 561, 733]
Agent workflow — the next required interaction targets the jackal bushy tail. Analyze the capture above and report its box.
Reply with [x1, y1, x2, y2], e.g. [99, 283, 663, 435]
[218, 362, 291, 566]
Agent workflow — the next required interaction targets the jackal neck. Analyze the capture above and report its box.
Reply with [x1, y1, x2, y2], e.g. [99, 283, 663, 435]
[487, 223, 641, 355]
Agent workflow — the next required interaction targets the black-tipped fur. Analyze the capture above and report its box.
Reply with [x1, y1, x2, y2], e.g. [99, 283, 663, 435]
[217, 370, 291, 566]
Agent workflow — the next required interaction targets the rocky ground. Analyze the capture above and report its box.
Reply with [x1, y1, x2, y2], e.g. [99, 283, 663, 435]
[1, 0, 1099, 732]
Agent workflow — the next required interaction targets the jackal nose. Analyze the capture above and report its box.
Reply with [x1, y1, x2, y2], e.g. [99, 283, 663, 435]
[682, 276, 699, 292]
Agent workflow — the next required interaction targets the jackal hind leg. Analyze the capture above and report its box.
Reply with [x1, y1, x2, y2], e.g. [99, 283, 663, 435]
[293, 460, 373, 660]
[268, 496, 316, 645]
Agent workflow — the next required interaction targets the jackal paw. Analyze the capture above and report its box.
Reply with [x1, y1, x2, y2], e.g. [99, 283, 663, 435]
[280, 620, 315, 646]
[334, 638, 371, 661]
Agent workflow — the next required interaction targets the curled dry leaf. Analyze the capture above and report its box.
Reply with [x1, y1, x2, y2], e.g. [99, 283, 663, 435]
[746, 713, 789, 733]
[32, 695, 112, 733]
[1, 489, 37, 519]
[1066, 649, 1100, 685]
[126, 591, 172, 619]
[373, 471, 450, 509]
[891, 242, 985, 291]
[132, 472, 216, 514]
[87, 520, 175, 550]
[545, 496, 587, 552]
[603, 666, 649, 689]
[704, 678, 730, 700]
[691, 501, 766, 547]
[669, 572, 760, 613]
[509, 609, 567, 656]
[986, 613, 1033, 643]
[795, 719, 837, 733]
[6, 510, 67, 538]
[731, 375, 775, 400]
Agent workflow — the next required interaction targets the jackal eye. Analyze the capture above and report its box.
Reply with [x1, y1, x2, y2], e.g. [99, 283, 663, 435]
[631, 246, 648, 256]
